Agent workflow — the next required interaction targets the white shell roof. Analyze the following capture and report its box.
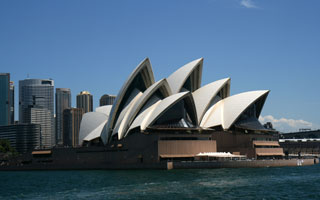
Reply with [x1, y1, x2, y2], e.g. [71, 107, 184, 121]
[128, 100, 161, 133]
[95, 105, 112, 116]
[192, 78, 230, 124]
[112, 91, 143, 138]
[103, 58, 155, 144]
[79, 58, 271, 144]
[117, 79, 172, 140]
[83, 121, 107, 142]
[79, 112, 108, 145]
[166, 58, 203, 94]
[200, 90, 269, 130]
[141, 92, 195, 130]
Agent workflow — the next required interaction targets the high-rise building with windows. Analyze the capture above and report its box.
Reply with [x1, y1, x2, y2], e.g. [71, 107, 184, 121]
[9, 81, 14, 124]
[76, 91, 93, 113]
[55, 88, 71, 145]
[19, 79, 55, 148]
[0, 73, 10, 126]
[63, 108, 84, 147]
[0, 124, 40, 153]
[99, 94, 116, 106]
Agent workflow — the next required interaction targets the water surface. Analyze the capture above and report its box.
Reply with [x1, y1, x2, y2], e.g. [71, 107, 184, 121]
[1, 165, 319, 199]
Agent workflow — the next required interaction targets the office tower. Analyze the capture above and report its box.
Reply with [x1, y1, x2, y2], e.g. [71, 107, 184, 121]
[0, 73, 10, 125]
[63, 108, 84, 147]
[0, 124, 40, 153]
[99, 94, 116, 106]
[19, 79, 55, 148]
[25, 107, 54, 148]
[76, 91, 93, 113]
[55, 88, 71, 145]
[9, 81, 14, 124]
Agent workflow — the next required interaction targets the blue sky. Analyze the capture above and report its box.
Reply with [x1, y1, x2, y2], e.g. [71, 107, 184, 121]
[1, 0, 319, 132]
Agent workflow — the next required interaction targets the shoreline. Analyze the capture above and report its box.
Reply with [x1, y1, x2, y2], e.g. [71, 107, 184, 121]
[1, 158, 318, 171]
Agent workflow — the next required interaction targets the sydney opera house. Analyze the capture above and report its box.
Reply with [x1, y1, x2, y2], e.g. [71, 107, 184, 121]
[3, 57, 318, 170]
[77, 57, 284, 163]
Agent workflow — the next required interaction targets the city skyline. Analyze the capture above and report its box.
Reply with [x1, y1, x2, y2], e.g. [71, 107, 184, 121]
[1, 0, 320, 132]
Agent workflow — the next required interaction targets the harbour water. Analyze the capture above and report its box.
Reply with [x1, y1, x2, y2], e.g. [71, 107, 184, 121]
[1, 164, 320, 200]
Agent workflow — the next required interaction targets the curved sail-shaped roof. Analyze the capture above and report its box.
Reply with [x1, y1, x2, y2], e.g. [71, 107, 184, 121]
[95, 105, 112, 116]
[142, 92, 198, 130]
[200, 90, 269, 130]
[167, 58, 203, 94]
[78, 58, 272, 145]
[103, 58, 155, 144]
[112, 91, 143, 138]
[117, 79, 172, 139]
[128, 101, 161, 133]
[192, 78, 230, 124]
[83, 121, 107, 142]
[79, 112, 108, 145]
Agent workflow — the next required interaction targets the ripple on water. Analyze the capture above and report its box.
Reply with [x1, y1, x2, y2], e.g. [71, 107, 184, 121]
[1, 165, 320, 200]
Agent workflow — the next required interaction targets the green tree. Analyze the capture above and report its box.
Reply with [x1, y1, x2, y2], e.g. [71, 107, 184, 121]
[0, 139, 16, 153]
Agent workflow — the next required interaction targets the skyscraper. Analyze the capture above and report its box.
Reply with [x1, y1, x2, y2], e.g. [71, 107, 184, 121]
[19, 79, 55, 148]
[76, 91, 93, 113]
[9, 81, 14, 124]
[63, 108, 84, 147]
[99, 94, 116, 106]
[55, 88, 71, 145]
[0, 73, 10, 125]
[0, 124, 40, 153]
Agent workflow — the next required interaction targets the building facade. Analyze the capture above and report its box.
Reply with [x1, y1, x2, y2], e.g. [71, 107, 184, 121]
[25, 108, 54, 148]
[19, 79, 55, 148]
[99, 94, 116, 106]
[76, 91, 93, 113]
[0, 73, 10, 126]
[280, 129, 320, 156]
[0, 124, 40, 153]
[63, 108, 84, 147]
[9, 81, 14, 124]
[55, 88, 71, 145]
